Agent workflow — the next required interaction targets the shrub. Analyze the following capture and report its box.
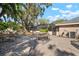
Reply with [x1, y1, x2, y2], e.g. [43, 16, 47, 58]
[39, 28, 48, 32]
[8, 22, 22, 30]
[0, 22, 22, 31]
[0, 22, 8, 30]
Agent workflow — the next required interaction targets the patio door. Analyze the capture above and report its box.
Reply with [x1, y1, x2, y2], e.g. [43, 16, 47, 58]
[69, 32, 76, 38]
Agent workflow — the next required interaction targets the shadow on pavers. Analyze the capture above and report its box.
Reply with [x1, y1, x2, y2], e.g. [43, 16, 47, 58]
[55, 49, 75, 56]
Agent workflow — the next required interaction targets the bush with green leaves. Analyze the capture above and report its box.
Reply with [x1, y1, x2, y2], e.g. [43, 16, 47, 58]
[0, 22, 22, 31]
[0, 22, 8, 30]
[39, 28, 48, 32]
[7, 22, 22, 30]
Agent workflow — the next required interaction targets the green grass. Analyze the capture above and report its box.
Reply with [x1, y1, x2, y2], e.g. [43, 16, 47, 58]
[39, 28, 48, 32]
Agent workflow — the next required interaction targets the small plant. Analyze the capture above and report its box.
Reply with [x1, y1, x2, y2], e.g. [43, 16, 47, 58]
[0, 22, 22, 31]
[0, 22, 8, 30]
[39, 28, 48, 32]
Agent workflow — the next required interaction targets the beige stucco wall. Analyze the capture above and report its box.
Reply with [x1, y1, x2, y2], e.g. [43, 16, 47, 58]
[56, 26, 79, 37]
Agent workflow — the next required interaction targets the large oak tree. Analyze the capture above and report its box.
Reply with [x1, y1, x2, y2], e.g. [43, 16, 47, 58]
[0, 3, 52, 31]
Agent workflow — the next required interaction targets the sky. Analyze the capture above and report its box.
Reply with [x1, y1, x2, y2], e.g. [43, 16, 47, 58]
[42, 3, 79, 23]
[0, 3, 79, 23]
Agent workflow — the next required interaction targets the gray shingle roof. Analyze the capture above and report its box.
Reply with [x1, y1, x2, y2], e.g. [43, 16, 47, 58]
[63, 17, 79, 24]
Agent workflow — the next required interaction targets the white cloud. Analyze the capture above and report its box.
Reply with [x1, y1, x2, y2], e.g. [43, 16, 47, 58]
[66, 4, 72, 9]
[71, 10, 79, 15]
[48, 7, 79, 22]
[52, 7, 59, 10]
[59, 10, 72, 14]
[59, 9, 79, 15]
[61, 10, 79, 19]
[48, 10, 79, 22]
[55, 15, 60, 18]
[47, 15, 61, 23]
[47, 16, 54, 22]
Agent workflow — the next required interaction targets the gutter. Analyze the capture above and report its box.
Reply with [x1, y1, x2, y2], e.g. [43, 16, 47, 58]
[55, 22, 79, 26]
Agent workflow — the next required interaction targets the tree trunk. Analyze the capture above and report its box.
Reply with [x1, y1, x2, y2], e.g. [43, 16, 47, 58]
[0, 9, 5, 22]
[3, 15, 6, 22]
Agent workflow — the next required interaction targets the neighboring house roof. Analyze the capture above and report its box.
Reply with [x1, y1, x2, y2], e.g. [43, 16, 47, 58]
[63, 17, 79, 23]
[37, 24, 49, 28]
[33, 24, 49, 30]
[56, 17, 79, 26]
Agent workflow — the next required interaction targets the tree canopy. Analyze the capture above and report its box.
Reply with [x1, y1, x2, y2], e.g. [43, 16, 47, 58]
[39, 18, 49, 25]
[53, 19, 67, 24]
[0, 3, 52, 31]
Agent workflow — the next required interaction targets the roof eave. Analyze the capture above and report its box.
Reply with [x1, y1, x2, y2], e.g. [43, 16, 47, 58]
[55, 22, 79, 26]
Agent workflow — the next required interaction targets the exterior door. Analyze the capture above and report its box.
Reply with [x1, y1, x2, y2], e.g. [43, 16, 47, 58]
[69, 32, 76, 38]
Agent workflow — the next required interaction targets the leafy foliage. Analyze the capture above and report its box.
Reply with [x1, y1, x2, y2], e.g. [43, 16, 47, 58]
[0, 3, 52, 31]
[21, 3, 52, 31]
[53, 19, 66, 24]
[39, 28, 48, 32]
[39, 18, 49, 25]
[0, 4, 23, 20]
[8, 22, 22, 30]
[0, 22, 8, 30]
[0, 22, 22, 30]
[48, 23, 55, 31]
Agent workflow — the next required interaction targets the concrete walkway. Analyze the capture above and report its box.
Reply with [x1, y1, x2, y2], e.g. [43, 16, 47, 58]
[0, 34, 79, 56]
[46, 35, 79, 56]
[35, 33, 79, 56]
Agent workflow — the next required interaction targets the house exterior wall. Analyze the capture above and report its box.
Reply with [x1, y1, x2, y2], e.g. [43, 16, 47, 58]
[56, 24, 79, 38]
